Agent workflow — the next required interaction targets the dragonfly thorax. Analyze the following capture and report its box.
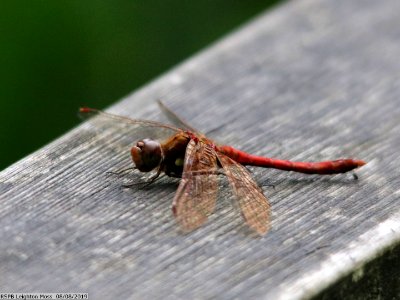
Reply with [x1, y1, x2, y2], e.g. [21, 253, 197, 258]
[131, 139, 163, 172]
[160, 132, 191, 178]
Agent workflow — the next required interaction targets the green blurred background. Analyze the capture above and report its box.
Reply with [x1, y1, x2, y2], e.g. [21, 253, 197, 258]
[0, 0, 281, 170]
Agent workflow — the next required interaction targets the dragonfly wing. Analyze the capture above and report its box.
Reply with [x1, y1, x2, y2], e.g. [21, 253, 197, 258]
[217, 154, 271, 235]
[79, 108, 180, 152]
[172, 139, 219, 232]
[157, 100, 200, 133]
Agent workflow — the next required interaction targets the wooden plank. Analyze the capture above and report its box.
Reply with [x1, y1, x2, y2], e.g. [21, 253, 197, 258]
[1, 0, 400, 298]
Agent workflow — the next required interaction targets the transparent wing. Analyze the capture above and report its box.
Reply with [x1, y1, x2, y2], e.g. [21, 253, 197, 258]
[79, 107, 181, 153]
[157, 100, 201, 134]
[172, 139, 219, 232]
[218, 154, 271, 235]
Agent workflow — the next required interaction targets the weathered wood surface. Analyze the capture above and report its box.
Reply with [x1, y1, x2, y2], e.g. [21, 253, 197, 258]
[1, 0, 400, 298]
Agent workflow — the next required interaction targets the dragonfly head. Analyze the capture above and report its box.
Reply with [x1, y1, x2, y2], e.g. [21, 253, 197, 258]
[131, 139, 163, 172]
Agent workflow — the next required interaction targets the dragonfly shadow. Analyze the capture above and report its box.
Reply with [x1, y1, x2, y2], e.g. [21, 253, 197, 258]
[259, 173, 362, 190]
[128, 180, 179, 193]
[235, 224, 270, 239]
[105, 170, 178, 193]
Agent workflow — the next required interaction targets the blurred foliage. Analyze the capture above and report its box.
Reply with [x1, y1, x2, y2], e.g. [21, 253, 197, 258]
[0, 0, 281, 170]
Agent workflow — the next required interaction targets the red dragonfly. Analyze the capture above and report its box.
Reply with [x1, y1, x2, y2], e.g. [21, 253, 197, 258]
[80, 102, 366, 235]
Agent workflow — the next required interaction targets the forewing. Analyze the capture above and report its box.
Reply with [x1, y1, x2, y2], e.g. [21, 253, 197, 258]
[172, 139, 219, 232]
[157, 100, 200, 134]
[218, 154, 271, 235]
[79, 107, 180, 154]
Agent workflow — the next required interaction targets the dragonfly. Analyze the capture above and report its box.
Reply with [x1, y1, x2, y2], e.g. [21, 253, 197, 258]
[80, 102, 366, 235]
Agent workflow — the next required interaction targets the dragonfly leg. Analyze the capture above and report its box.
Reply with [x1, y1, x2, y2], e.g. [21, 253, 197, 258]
[122, 168, 163, 188]
[141, 169, 163, 188]
[260, 182, 275, 189]
[352, 173, 359, 180]
[106, 167, 136, 177]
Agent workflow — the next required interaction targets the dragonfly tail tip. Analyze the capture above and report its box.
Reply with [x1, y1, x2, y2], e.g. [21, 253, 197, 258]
[357, 160, 367, 167]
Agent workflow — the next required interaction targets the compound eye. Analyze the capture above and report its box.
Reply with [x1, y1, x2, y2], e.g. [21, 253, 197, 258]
[130, 139, 162, 172]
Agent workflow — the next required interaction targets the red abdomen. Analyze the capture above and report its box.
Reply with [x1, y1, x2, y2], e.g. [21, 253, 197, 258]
[218, 145, 366, 175]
